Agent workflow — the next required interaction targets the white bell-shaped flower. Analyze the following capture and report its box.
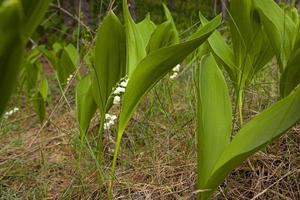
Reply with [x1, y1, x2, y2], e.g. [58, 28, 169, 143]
[170, 72, 179, 80]
[113, 96, 121, 105]
[172, 64, 181, 72]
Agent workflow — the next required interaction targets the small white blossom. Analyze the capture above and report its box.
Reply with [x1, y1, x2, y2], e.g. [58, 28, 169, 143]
[104, 123, 110, 130]
[172, 64, 181, 72]
[108, 120, 115, 125]
[113, 95, 121, 105]
[120, 79, 129, 88]
[170, 72, 179, 80]
[104, 121, 114, 130]
[3, 107, 19, 119]
[113, 87, 126, 95]
[110, 115, 117, 121]
[105, 114, 111, 120]
[105, 113, 117, 120]
[66, 74, 73, 84]
[104, 113, 117, 130]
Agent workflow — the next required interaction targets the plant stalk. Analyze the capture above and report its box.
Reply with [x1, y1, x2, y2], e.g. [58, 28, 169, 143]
[108, 130, 123, 200]
[96, 114, 105, 164]
[237, 89, 244, 126]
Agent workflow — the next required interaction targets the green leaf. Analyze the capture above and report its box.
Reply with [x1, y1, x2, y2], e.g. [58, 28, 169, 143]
[32, 76, 48, 122]
[76, 75, 97, 138]
[64, 43, 78, 67]
[118, 15, 221, 139]
[39, 75, 48, 100]
[0, 0, 24, 116]
[136, 14, 156, 48]
[0, 0, 51, 116]
[20, 0, 53, 38]
[91, 11, 126, 114]
[109, 16, 221, 197]
[196, 54, 232, 191]
[33, 92, 46, 122]
[229, 0, 254, 67]
[229, 0, 274, 85]
[146, 21, 177, 53]
[198, 13, 236, 81]
[58, 45, 77, 85]
[280, 48, 300, 97]
[52, 42, 63, 54]
[163, 3, 179, 44]
[202, 86, 300, 200]
[254, 0, 297, 69]
[20, 59, 40, 96]
[123, 0, 147, 75]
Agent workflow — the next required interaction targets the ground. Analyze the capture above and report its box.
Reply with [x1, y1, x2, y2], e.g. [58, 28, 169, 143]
[0, 67, 299, 200]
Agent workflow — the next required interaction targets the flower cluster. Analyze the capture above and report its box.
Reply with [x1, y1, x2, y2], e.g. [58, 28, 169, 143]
[112, 78, 129, 105]
[103, 77, 129, 131]
[104, 113, 117, 130]
[3, 107, 19, 119]
[170, 64, 181, 80]
[66, 74, 74, 85]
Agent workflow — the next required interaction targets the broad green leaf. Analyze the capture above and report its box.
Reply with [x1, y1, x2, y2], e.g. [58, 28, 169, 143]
[42, 46, 59, 68]
[57, 45, 77, 85]
[64, 44, 78, 67]
[108, 17, 221, 198]
[136, 14, 156, 48]
[230, 0, 273, 85]
[52, 42, 63, 54]
[43, 43, 77, 86]
[280, 4, 299, 27]
[76, 75, 97, 137]
[251, 31, 274, 74]
[27, 62, 42, 94]
[208, 35, 236, 81]
[229, 0, 254, 67]
[109, 16, 221, 195]
[0, 0, 52, 116]
[280, 48, 300, 97]
[146, 21, 177, 53]
[123, 0, 147, 75]
[0, 0, 24, 115]
[91, 11, 126, 114]
[198, 13, 237, 81]
[39, 76, 48, 100]
[20, 0, 53, 38]
[196, 54, 232, 189]
[201, 86, 300, 200]
[118, 15, 221, 136]
[254, 0, 297, 69]
[163, 3, 179, 44]
[19, 48, 42, 96]
[32, 76, 48, 122]
[33, 92, 46, 122]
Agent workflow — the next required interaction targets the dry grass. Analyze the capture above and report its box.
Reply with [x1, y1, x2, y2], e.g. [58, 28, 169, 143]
[0, 73, 299, 200]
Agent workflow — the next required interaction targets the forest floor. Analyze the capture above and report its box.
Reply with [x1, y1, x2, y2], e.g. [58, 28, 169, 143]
[0, 66, 299, 200]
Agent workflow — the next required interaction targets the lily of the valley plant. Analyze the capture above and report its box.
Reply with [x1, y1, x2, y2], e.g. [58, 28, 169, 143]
[0, 0, 52, 116]
[75, 0, 221, 198]
[200, 0, 300, 124]
[195, 54, 300, 200]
